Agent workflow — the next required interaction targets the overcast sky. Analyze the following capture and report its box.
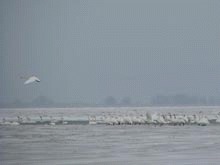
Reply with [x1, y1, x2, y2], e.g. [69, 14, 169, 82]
[1, 0, 220, 103]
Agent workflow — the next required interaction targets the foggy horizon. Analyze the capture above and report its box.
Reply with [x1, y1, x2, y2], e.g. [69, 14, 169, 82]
[1, 0, 220, 105]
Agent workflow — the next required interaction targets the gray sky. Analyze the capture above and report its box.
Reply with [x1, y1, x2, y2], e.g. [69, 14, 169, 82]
[1, 0, 220, 103]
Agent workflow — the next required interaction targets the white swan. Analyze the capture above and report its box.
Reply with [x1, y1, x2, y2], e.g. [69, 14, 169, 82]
[197, 112, 209, 126]
[21, 76, 40, 85]
[1, 118, 20, 126]
[88, 115, 97, 125]
[123, 115, 133, 125]
[151, 113, 160, 125]
[206, 115, 217, 123]
[197, 117, 209, 126]
[10, 121, 20, 126]
[1, 118, 11, 125]
[146, 112, 152, 124]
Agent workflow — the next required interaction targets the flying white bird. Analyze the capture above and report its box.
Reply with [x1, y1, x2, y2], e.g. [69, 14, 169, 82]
[21, 76, 40, 85]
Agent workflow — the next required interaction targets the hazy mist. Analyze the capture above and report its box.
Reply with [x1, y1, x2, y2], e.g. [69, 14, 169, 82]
[1, 0, 220, 105]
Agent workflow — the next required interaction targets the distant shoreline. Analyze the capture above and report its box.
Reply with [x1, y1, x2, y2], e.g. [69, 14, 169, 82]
[1, 105, 220, 109]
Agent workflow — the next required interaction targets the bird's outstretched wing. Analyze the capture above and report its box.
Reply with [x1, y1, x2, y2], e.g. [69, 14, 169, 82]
[24, 76, 40, 85]
[24, 77, 35, 85]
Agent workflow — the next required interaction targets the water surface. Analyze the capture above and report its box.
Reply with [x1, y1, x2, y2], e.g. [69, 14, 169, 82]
[1, 107, 220, 165]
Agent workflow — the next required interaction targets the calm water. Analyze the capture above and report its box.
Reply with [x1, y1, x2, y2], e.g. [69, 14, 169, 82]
[1, 107, 220, 165]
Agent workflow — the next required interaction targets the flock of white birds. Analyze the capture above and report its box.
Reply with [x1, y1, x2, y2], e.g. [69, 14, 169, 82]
[88, 112, 219, 126]
[1, 112, 220, 126]
[11, 76, 218, 127]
